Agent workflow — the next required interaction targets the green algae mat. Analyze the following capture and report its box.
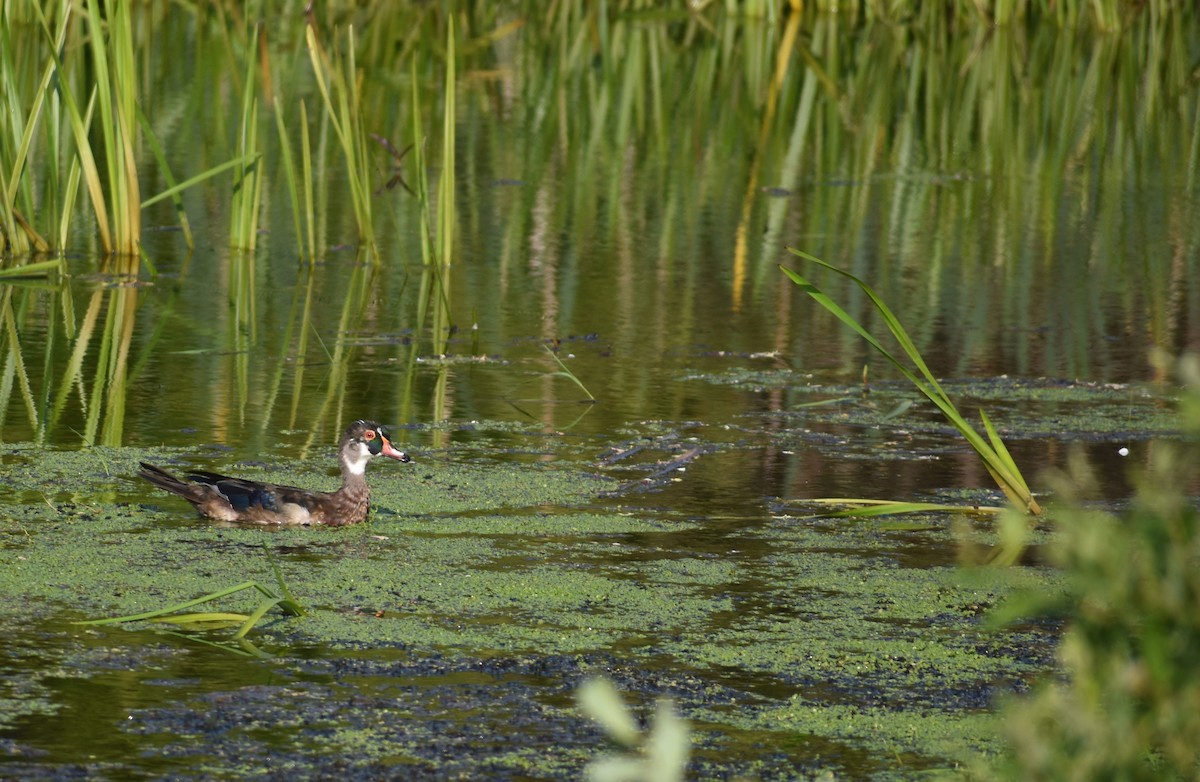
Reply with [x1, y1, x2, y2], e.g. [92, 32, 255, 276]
[0, 423, 1071, 781]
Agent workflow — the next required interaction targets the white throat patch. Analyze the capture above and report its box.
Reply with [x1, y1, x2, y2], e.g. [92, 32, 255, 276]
[343, 441, 373, 476]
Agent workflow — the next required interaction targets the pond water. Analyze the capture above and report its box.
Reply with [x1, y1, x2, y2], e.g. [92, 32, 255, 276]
[2, 5, 1198, 780]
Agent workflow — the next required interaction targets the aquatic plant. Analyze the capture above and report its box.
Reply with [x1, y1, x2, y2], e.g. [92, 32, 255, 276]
[78, 0, 142, 260]
[77, 556, 305, 657]
[409, 16, 457, 354]
[2, 1, 259, 265]
[543, 343, 596, 402]
[0, 6, 62, 259]
[274, 98, 318, 262]
[2, 0, 129, 260]
[230, 27, 264, 252]
[990, 354, 1200, 779]
[781, 250, 1042, 520]
[577, 677, 689, 782]
[305, 22, 379, 261]
[396, 18, 459, 435]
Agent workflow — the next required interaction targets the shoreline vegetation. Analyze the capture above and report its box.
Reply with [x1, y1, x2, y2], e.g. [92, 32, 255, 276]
[2, 2, 1195, 264]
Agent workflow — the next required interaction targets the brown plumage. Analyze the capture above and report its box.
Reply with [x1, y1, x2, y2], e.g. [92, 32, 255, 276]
[138, 420, 412, 526]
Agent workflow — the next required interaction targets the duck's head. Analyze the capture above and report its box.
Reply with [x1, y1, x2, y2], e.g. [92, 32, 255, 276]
[341, 420, 412, 475]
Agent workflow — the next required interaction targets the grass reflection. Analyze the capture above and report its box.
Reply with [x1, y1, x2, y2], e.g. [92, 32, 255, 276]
[0, 3, 1194, 441]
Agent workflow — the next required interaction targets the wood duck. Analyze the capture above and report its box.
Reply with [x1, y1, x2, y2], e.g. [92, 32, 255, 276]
[138, 420, 412, 526]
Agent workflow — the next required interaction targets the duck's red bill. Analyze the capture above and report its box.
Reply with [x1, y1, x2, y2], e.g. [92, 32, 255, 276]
[381, 437, 412, 462]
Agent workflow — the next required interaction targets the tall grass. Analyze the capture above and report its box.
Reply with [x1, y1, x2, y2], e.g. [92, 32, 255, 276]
[399, 18, 458, 434]
[81, 0, 141, 260]
[2, 1, 261, 265]
[230, 28, 264, 252]
[274, 98, 317, 262]
[0, 2, 81, 261]
[0, 14, 56, 258]
[2, 3, 1195, 451]
[305, 22, 379, 262]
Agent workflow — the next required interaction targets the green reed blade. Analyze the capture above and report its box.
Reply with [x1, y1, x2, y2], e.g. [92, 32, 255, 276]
[784, 265, 1032, 512]
[265, 547, 305, 616]
[232, 598, 284, 639]
[33, 6, 112, 254]
[782, 250, 1041, 517]
[134, 104, 193, 249]
[139, 155, 258, 209]
[231, 30, 262, 252]
[300, 100, 316, 261]
[438, 15, 456, 275]
[273, 95, 307, 261]
[979, 407, 1034, 497]
[1, 11, 61, 251]
[304, 23, 377, 259]
[158, 630, 271, 659]
[543, 344, 595, 400]
[76, 580, 263, 625]
[807, 499, 1005, 517]
[83, 0, 140, 257]
[0, 258, 62, 277]
[56, 150, 84, 251]
[156, 612, 251, 627]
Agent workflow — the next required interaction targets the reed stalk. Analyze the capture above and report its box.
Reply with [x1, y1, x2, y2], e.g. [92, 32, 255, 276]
[397, 21, 458, 434]
[274, 98, 317, 262]
[782, 249, 1042, 519]
[0, 3, 67, 259]
[305, 23, 378, 261]
[543, 344, 595, 401]
[230, 32, 264, 251]
[409, 18, 457, 355]
[436, 15, 456, 296]
[83, 0, 141, 259]
[7, 1, 257, 263]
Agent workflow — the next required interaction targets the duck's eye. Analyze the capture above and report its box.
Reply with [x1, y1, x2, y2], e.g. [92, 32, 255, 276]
[363, 430, 376, 441]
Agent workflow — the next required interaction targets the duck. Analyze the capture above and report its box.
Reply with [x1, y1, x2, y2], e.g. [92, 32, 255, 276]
[137, 419, 412, 526]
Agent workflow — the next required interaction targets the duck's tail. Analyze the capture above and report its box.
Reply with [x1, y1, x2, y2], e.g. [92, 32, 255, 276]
[137, 462, 193, 497]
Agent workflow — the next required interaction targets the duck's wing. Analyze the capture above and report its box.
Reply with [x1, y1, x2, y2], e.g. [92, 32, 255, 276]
[185, 470, 327, 514]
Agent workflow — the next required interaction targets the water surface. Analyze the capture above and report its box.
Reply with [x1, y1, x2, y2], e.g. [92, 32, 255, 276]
[1, 6, 1197, 779]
